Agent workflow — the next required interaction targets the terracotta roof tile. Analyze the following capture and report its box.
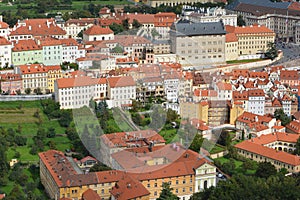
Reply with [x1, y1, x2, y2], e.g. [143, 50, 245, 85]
[107, 76, 135, 88]
[19, 64, 60, 74]
[226, 24, 275, 35]
[225, 33, 238, 42]
[286, 120, 300, 134]
[12, 40, 41, 51]
[0, 36, 11, 45]
[84, 25, 113, 35]
[82, 189, 101, 200]
[235, 140, 300, 166]
[11, 18, 66, 36]
[56, 76, 105, 89]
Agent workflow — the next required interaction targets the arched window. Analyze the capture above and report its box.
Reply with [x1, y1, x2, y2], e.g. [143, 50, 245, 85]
[204, 180, 208, 189]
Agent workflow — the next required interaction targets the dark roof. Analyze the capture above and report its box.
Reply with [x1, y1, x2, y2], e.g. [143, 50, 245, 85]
[226, 0, 290, 10]
[170, 19, 226, 37]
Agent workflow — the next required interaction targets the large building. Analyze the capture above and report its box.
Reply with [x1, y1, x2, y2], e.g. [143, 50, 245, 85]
[225, 24, 275, 59]
[146, 0, 220, 8]
[226, 0, 300, 43]
[9, 18, 67, 42]
[0, 37, 12, 68]
[39, 146, 217, 200]
[12, 40, 43, 66]
[170, 19, 226, 67]
[235, 132, 300, 173]
[107, 76, 136, 108]
[55, 75, 107, 109]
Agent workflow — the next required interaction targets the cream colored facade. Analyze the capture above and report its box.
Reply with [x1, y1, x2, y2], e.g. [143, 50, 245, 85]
[146, 0, 215, 7]
[172, 35, 226, 67]
[230, 105, 244, 125]
[180, 102, 208, 123]
[47, 68, 62, 93]
[236, 28, 275, 56]
[225, 40, 238, 61]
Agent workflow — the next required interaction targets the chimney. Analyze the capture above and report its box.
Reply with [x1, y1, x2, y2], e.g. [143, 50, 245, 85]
[28, 25, 32, 31]
[0, 15, 2, 22]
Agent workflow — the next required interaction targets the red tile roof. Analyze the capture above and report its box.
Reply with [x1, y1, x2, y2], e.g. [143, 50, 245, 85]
[12, 40, 41, 51]
[11, 19, 66, 36]
[225, 33, 238, 42]
[0, 21, 9, 29]
[226, 24, 275, 35]
[286, 120, 300, 134]
[19, 64, 61, 74]
[114, 35, 151, 47]
[194, 89, 218, 97]
[232, 90, 248, 100]
[110, 176, 150, 200]
[122, 13, 155, 24]
[56, 76, 105, 89]
[0, 36, 11, 45]
[280, 70, 300, 80]
[251, 132, 299, 145]
[216, 81, 232, 90]
[237, 111, 273, 124]
[82, 189, 101, 200]
[84, 25, 113, 35]
[248, 89, 265, 96]
[107, 76, 135, 88]
[249, 71, 268, 79]
[100, 130, 165, 148]
[235, 140, 300, 166]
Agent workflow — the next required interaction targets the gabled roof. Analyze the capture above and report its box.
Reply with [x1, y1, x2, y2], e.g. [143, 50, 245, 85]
[233, 90, 248, 101]
[237, 111, 273, 124]
[280, 70, 300, 80]
[107, 76, 135, 88]
[10, 18, 66, 36]
[216, 81, 232, 90]
[235, 140, 300, 166]
[171, 19, 226, 37]
[12, 40, 41, 51]
[226, 24, 274, 35]
[84, 25, 113, 35]
[0, 21, 9, 29]
[82, 189, 101, 200]
[110, 175, 150, 200]
[286, 120, 300, 134]
[19, 64, 60, 74]
[0, 36, 11, 45]
[56, 76, 105, 89]
[248, 89, 265, 96]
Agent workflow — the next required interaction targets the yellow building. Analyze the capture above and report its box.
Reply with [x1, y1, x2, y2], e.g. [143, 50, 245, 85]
[225, 24, 275, 58]
[225, 33, 239, 61]
[47, 65, 62, 93]
[230, 102, 244, 125]
[180, 101, 208, 123]
[39, 146, 217, 200]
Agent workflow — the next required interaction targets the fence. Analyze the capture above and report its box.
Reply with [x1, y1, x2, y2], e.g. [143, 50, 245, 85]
[0, 94, 53, 101]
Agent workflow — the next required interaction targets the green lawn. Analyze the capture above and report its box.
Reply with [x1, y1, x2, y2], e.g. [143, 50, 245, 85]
[226, 58, 265, 64]
[214, 156, 257, 175]
[159, 128, 177, 143]
[210, 144, 226, 154]
[0, 101, 70, 162]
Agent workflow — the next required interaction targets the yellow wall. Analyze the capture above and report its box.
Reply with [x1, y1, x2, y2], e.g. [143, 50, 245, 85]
[199, 104, 208, 124]
[230, 106, 244, 125]
[141, 174, 194, 199]
[48, 69, 63, 92]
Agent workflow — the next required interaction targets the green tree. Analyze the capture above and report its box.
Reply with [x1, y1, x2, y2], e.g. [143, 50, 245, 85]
[265, 42, 278, 60]
[89, 163, 111, 172]
[217, 130, 231, 147]
[109, 23, 124, 34]
[122, 18, 129, 30]
[189, 134, 204, 152]
[255, 162, 277, 178]
[112, 45, 123, 53]
[132, 19, 142, 29]
[294, 137, 300, 155]
[25, 88, 31, 94]
[222, 158, 235, 175]
[237, 15, 245, 26]
[47, 127, 56, 138]
[274, 108, 291, 126]
[157, 182, 179, 200]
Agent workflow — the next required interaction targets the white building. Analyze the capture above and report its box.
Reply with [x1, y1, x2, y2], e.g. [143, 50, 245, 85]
[55, 75, 107, 109]
[0, 37, 12, 68]
[64, 18, 95, 39]
[0, 16, 10, 38]
[215, 81, 232, 101]
[163, 73, 180, 103]
[247, 89, 265, 115]
[83, 25, 114, 42]
[61, 38, 86, 63]
[107, 76, 136, 108]
[282, 95, 292, 116]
